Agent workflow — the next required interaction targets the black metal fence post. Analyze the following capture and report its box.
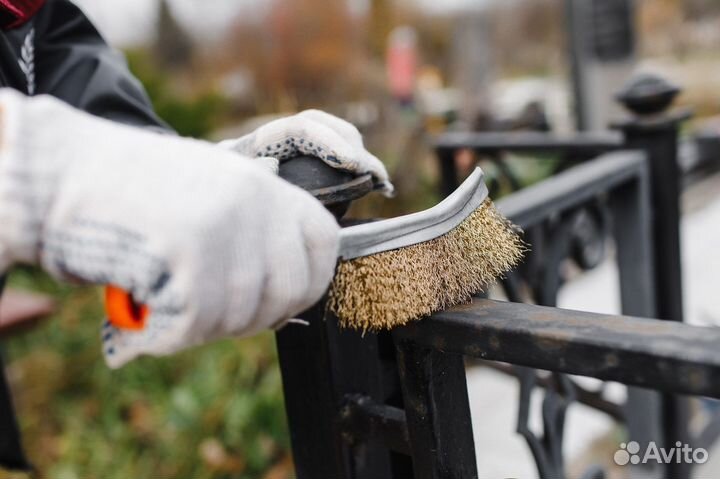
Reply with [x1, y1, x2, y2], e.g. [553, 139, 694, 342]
[614, 73, 693, 479]
[608, 155, 664, 477]
[274, 158, 396, 479]
[614, 74, 690, 324]
[393, 339, 478, 479]
[276, 303, 395, 479]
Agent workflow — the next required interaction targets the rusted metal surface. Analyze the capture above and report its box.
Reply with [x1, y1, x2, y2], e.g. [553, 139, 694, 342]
[394, 298, 720, 398]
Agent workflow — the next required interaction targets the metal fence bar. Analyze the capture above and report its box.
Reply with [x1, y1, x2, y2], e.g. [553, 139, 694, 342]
[614, 99, 695, 478]
[278, 108, 703, 477]
[434, 131, 623, 198]
[339, 395, 410, 456]
[496, 150, 645, 228]
[608, 150, 666, 469]
[394, 341, 478, 479]
[394, 299, 720, 399]
[435, 131, 623, 156]
[496, 150, 664, 477]
[275, 303, 350, 479]
[276, 303, 394, 479]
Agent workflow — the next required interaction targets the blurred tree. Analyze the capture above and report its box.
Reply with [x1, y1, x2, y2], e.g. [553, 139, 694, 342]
[369, 0, 395, 58]
[269, 0, 355, 106]
[490, 0, 564, 76]
[222, 0, 360, 112]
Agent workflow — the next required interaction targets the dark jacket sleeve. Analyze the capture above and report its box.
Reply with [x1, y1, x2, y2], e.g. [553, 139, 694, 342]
[29, 0, 172, 131]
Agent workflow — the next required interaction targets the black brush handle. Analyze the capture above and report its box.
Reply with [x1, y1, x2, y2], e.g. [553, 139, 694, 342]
[278, 156, 373, 219]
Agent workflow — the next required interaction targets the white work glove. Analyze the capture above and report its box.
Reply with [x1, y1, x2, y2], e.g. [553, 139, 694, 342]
[0, 90, 340, 368]
[219, 110, 394, 196]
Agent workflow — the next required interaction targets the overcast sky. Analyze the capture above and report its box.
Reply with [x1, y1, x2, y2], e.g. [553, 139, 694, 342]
[71, 0, 491, 47]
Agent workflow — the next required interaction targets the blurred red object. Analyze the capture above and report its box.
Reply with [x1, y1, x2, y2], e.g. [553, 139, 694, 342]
[0, 0, 45, 28]
[386, 26, 418, 104]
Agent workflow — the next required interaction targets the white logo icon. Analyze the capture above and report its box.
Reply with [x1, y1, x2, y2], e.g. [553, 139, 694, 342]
[614, 441, 641, 466]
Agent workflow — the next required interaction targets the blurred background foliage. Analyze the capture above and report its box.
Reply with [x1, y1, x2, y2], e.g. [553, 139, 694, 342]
[4, 268, 290, 479]
[5, 0, 720, 477]
[124, 49, 229, 138]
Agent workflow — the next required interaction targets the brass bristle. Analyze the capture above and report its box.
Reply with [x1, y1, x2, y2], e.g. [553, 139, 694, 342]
[328, 199, 526, 332]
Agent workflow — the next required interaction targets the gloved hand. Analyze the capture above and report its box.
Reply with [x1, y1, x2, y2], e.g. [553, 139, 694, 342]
[0, 90, 340, 368]
[219, 110, 394, 196]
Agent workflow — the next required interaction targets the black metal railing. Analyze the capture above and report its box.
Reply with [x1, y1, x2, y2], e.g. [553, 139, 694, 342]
[434, 130, 623, 198]
[497, 151, 658, 479]
[274, 74, 720, 479]
[391, 300, 720, 479]
[427, 74, 700, 478]
[274, 151, 663, 479]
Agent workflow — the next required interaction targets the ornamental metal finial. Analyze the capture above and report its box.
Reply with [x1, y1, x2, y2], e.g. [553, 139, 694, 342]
[616, 73, 681, 115]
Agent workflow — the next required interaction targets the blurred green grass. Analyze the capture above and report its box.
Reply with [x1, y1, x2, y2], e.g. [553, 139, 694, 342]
[3, 267, 292, 479]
